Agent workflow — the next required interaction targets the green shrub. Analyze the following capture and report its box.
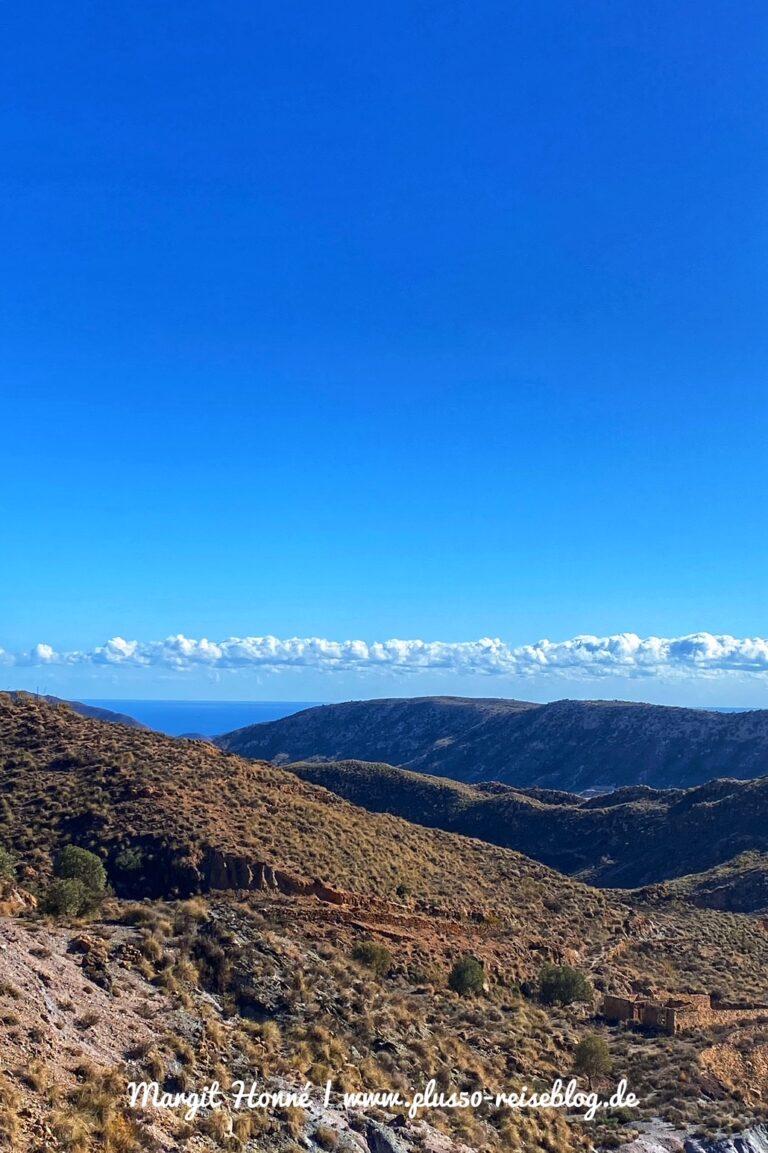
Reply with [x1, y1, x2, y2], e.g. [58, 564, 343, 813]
[574, 1032, 611, 1087]
[41, 878, 91, 917]
[56, 846, 107, 894]
[114, 846, 144, 873]
[43, 846, 107, 917]
[538, 964, 592, 1006]
[0, 847, 16, 881]
[448, 955, 485, 997]
[351, 941, 392, 976]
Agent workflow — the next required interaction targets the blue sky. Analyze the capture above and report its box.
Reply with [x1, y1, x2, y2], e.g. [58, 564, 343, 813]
[3, 2, 768, 704]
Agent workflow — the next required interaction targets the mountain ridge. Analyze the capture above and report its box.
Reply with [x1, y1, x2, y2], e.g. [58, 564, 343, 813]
[218, 694, 768, 791]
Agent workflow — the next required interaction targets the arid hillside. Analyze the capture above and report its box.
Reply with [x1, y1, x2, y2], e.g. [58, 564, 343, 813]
[0, 693, 626, 930]
[10, 693, 145, 730]
[4, 692, 768, 987]
[644, 851, 768, 914]
[284, 759, 768, 897]
[4, 693, 768, 1152]
[218, 695, 768, 791]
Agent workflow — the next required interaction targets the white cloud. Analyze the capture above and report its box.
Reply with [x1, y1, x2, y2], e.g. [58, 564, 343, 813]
[5, 631, 768, 680]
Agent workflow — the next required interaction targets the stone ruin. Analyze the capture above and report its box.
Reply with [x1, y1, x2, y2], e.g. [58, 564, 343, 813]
[602, 990, 768, 1034]
[602, 991, 713, 1034]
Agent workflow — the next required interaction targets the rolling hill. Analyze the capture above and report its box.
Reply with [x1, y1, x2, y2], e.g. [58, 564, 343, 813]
[0, 692, 617, 929]
[285, 758, 768, 899]
[218, 695, 768, 792]
[1, 691, 766, 989]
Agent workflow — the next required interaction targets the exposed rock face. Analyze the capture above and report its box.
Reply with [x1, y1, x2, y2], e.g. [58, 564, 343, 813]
[619, 1125, 768, 1153]
[0, 881, 37, 916]
[200, 848, 350, 903]
[365, 1120, 410, 1153]
[685, 1129, 768, 1153]
[619, 1137, 684, 1153]
[107, 837, 354, 905]
[203, 849, 257, 890]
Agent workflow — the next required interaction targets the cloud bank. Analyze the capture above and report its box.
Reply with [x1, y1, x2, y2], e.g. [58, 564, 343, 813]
[3, 632, 768, 680]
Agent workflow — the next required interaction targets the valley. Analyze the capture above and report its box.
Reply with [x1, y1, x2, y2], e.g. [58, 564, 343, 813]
[283, 758, 768, 900]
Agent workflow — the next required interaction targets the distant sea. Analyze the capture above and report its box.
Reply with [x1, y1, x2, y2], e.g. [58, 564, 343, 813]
[83, 700, 321, 738]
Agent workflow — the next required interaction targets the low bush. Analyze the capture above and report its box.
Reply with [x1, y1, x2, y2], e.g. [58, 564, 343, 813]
[574, 1032, 611, 1087]
[538, 964, 592, 1006]
[352, 941, 392, 976]
[114, 846, 144, 873]
[42, 845, 107, 917]
[56, 846, 107, 896]
[0, 847, 16, 881]
[448, 955, 485, 997]
[41, 878, 92, 917]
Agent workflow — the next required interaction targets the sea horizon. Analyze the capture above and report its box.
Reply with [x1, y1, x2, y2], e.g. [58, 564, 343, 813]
[83, 698, 322, 737]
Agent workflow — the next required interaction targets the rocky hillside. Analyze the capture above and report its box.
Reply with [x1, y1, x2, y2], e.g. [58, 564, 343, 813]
[218, 696, 768, 791]
[0, 693, 620, 923]
[286, 759, 768, 898]
[8, 885, 768, 1153]
[3, 693, 768, 1151]
[10, 691, 145, 730]
[647, 852, 768, 914]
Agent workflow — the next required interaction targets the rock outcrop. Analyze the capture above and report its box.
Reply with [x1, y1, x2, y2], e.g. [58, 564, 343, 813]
[0, 881, 37, 917]
[201, 849, 349, 903]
